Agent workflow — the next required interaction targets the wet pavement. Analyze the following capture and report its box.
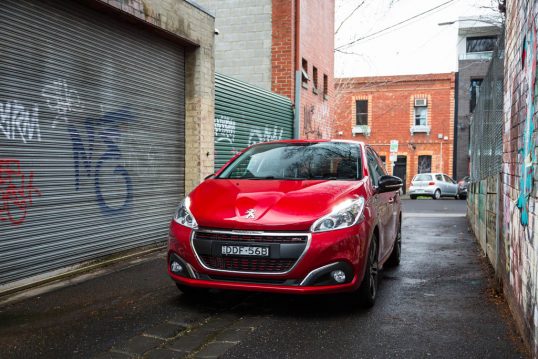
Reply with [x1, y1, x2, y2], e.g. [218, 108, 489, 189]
[0, 199, 528, 358]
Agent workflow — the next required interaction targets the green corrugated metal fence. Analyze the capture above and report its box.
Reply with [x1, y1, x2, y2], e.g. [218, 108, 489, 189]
[214, 73, 294, 170]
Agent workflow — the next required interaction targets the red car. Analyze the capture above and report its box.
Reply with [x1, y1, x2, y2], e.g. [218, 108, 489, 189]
[168, 140, 402, 306]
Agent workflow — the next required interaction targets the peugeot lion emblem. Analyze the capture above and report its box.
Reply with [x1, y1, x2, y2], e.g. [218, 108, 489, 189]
[245, 209, 256, 219]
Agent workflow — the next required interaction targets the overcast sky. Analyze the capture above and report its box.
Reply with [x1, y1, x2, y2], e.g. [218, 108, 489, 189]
[334, 0, 502, 77]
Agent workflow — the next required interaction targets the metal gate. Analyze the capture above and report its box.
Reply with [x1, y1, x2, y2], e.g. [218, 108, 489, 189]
[214, 73, 294, 170]
[0, 0, 185, 285]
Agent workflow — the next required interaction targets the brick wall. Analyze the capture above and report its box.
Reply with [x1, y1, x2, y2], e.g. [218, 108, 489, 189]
[271, 0, 335, 139]
[96, 0, 215, 193]
[271, 0, 295, 100]
[196, 0, 272, 90]
[499, 0, 538, 354]
[334, 73, 456, 187]
[299, 0, 335, 139]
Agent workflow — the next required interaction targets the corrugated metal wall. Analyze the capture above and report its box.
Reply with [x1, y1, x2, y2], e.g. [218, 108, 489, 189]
[214, 73, 294, 170]
[0, 0, 185, 285]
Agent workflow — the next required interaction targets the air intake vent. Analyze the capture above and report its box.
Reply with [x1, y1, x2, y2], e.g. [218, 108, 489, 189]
[415, 98, 427, 107]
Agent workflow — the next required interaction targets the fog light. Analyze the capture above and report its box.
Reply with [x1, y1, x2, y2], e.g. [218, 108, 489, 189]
[171, 261, 183, 274]
[331, 270, 346, 283]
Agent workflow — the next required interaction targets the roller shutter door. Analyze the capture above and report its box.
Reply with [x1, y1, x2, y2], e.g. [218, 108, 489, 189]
[0, 0, 185, 284]
[214, 73, 294, 170]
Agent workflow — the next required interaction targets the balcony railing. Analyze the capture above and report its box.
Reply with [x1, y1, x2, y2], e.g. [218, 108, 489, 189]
[459, 51, 493, 61]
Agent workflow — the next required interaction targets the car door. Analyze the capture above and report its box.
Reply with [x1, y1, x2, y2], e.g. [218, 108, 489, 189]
[372, 149, 399, 258]
[435, 174, 445, 194]
[443, 175, 458, 195]
[366, 148, 392, 260]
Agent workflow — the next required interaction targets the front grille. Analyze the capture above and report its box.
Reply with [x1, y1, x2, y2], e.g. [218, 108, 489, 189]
[199, 255, 295, 273]
[192, 230, 309, 273]
[194, 231, 307, 243]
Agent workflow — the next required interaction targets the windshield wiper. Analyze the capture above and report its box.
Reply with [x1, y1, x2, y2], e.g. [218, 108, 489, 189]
[245, 176, 276, 180]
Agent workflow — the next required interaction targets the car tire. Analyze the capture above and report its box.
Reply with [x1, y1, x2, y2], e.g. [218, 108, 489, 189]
[357, 235, 379, 308]
[433, 189, 441, 200]
[454, 195, 459, 200]
[385, 221, 401, 267]
[459, 195, 467, 200]
[410, 195, 417, 200]
[176, 283, 207, 296]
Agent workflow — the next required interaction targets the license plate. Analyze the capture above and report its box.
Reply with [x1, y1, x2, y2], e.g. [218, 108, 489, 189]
[221, 245, 270, 257]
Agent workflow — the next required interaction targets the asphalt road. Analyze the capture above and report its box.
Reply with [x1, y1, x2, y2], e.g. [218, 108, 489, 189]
[0, 199, 528, 358]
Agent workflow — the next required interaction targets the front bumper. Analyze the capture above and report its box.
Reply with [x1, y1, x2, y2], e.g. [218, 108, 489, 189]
[167, 222, 369, 294]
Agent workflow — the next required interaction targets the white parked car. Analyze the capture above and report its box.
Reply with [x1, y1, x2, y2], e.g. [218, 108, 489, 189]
[408, 173, 459, 200]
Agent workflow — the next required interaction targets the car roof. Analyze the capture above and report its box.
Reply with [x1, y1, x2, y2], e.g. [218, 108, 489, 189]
[252, 139, 367, 147]
[413, 173, 449, 177]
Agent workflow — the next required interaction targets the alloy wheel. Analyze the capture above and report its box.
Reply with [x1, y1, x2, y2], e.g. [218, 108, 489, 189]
[369, 240, 379, 298]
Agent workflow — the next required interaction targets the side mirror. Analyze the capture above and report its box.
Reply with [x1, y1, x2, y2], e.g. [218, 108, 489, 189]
[377, 175, 403, 193]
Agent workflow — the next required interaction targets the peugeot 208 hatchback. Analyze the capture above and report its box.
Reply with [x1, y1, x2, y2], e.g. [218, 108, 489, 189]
[168, 140, 403, 307]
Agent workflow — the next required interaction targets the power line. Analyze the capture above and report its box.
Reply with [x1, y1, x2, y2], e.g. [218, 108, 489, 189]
[336, 0, 456, 50]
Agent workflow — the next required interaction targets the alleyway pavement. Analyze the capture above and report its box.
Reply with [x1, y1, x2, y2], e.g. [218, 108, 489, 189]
[0, 199, 528, 358]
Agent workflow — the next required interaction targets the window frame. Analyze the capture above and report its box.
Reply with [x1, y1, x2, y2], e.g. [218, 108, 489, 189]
[323, 74, 328, 100]
[470, 78, 483, 113]
[417, 155, 432, 174]
[355, 99, 368, 126]
[414, 105, 428, 126]
[312, 66, 319, 94]
[301, 58, 309, 88]
[466, 36, 497, 53]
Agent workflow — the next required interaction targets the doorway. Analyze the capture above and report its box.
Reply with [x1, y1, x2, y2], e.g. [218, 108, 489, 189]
[393, 156, 407, 193]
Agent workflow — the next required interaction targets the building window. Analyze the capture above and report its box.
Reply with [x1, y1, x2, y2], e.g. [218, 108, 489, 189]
[312, 66, 318, 94]
[323, 74, 328, 99]
[470, 79, 483, 113]
[417, 155, 432, 173]
[414, 104, 427, 126]
[301, 58, 309, 88]
[466, 36, 497, 53]
[355, 100, 368, 126]
[380, 155, 386, 167]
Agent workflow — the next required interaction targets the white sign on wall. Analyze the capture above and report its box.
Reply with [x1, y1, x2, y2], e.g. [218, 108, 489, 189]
[390, 140, 398, 153]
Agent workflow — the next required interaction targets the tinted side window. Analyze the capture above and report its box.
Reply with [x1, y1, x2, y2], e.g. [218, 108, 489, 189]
[371, 149, 388, 176]
[443, 175, 454, 183]
[366, 148, 384, 186]
[435, 174, 443, 181]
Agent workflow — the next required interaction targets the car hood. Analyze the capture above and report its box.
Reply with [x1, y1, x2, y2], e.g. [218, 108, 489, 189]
[188, 179, 366, 231]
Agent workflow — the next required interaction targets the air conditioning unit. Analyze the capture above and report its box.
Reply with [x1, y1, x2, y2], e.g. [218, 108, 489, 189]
[414, 98, 427, 107]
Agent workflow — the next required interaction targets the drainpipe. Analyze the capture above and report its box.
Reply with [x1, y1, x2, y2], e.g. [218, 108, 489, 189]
[293, 0, 301, 139]
[495, 172, 501, 282]
[453, 72, 459, 178]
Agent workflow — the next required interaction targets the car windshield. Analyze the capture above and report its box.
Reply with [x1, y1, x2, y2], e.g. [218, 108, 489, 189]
[414, 174, 432, 181]
[218, 142, 362, 180]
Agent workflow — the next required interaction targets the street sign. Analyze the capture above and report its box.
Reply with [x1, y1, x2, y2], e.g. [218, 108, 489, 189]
[390, 140, 398, 153]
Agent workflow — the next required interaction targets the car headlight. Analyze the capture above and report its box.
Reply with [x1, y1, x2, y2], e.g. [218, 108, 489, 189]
[173, 197, 198, 229]
[311, 197, 365, 232]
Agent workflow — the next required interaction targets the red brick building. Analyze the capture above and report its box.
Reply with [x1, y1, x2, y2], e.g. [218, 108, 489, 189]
[272, 0, 335, 139]
[334, 73, 456, 189]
